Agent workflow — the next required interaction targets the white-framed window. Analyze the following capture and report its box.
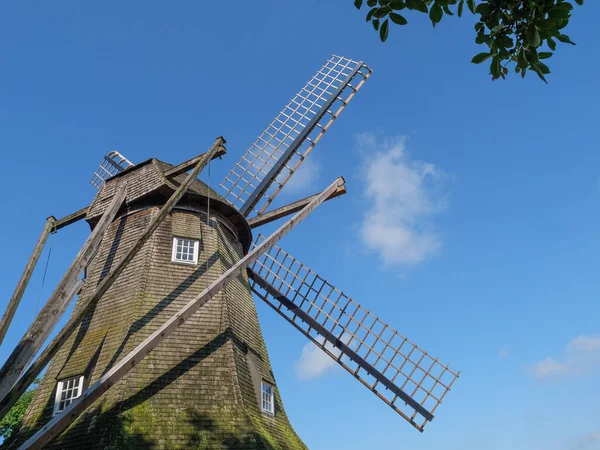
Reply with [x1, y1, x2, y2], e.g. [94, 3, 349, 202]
[261, 381, 274, 415]
[53, 375, 84, 416]
[171, 237, 200, 264]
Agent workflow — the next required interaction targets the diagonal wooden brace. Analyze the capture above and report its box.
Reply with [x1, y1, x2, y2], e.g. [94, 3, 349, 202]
[0, 138, 223, 420]
[18, 176, 345, 450]
[0, 184, 127, 402]
[0, 217, 56, 347]
[163, 141, 227, 178]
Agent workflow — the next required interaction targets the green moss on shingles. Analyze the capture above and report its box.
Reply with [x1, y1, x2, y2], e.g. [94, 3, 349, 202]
[10, 192, 306, 449]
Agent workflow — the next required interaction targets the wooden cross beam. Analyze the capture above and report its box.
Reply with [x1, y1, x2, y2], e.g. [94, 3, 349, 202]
[0, 217, 56, 346]
[0, 184, 128, 402]
[53, 207, 89, 231]
[0, 137, 224, 420]
[18, 176, 345, 450]
[247, 183, 347, 229]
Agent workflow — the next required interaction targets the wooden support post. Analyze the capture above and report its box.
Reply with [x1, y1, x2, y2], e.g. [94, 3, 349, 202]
[247, 183, 347, 229]
[0, 217, 56, 347]
[163, 140, 226, 178]
[18, 176, 345, 450]
[0, 138, 224, 419]
[0, 185, 128, 402]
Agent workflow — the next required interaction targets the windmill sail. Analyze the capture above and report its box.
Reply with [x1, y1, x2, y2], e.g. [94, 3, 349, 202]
[89, 150, 133, 190]
[220, 55, 371, 218]
[248, 237, 459, 432]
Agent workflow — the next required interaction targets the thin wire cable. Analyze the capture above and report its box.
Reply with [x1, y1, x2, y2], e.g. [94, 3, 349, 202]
[35, 230, 56, 315]
[205, 160, 211, 275]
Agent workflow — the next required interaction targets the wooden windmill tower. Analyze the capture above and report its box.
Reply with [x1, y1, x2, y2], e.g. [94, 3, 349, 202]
[0, 55, 459, 449]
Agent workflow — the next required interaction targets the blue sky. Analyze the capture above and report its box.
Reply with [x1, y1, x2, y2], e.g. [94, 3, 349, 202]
[1, 1, 599, 449]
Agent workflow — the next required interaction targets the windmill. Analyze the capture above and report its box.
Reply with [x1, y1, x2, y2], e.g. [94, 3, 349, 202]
[0, 55, 459, 449]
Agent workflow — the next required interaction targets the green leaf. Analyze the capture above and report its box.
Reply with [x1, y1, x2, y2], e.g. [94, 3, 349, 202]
[557, 33, 576, 45]
[367, 0, 378, 6]
[430, 3, 443, 26]
[466, 0, 475, 13]
[354, 0, 364, 9]
[537, 18, 555, 30]
[366, 7, 377, 21]
[389, 12, 408, 25]
[556, 2, 574, 11]
[534, 68, 548, 83]
[471, 52, 492, 64]
[373, 18, 380, 30]
[409, 0, 428, 13]
[490, 56, 501, 79]
[475, 3, 492, 16]
[442, 5, 454, 16]
[458, 0, 464, 17]
[574, 0, 583, 4]
[390, 0, 406, 9]
[517, 50, 528, 68]
[549, 8, 570, 20]
[374, 8, 390, 18]
[380, 18, 390, 41]
[547, 37, 557, 50]
[526, 26, 541, 47]
[537, 61, 551, 74]
[538, 52, 552, 59]
[475, 34, 488, 44]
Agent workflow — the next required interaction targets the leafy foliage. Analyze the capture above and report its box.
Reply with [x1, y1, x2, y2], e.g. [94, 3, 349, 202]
[0, 379, 39, 440]
[354, 0, 584, 82]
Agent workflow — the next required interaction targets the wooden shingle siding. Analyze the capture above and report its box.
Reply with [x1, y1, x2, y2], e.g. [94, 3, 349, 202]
[86, 158, 252, 253]
[86, 160, 164, 222]
[7, 167, 305, 449]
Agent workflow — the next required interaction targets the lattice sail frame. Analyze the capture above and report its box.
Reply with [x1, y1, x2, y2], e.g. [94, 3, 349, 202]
[248, 237, 459, 432]
[90, 151, 134, 190]
[220, 55, 371, 218]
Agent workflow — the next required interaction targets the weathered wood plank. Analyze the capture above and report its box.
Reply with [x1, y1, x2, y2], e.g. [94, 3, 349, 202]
[0, 217, 56, 346]
[18, 176, 345, 450]
[163, 141, 226, 178]
[54, 207, 89, 231]
[0, 184, 127, 404]
[0, 138, 224, 420]
[247, 184, 347, 229]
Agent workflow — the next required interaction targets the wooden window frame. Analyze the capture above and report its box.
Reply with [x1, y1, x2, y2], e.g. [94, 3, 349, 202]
[261, 381, 274, 415]
[53, 375, 85, 416]
[171, 237, 200, 265]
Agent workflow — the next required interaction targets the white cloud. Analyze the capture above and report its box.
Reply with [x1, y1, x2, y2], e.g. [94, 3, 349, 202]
[528, 335, 600, 380]
[356, 133, 446, 266]
[294, 341, 339, 380]
[282, 156, 321, 194]
[566, 431, 600, 450]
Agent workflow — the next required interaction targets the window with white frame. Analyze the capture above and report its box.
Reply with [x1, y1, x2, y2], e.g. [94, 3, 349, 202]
[54, 376, 84, 415]
[261, 381, 274, 415]
[171, 237, 200, 264]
